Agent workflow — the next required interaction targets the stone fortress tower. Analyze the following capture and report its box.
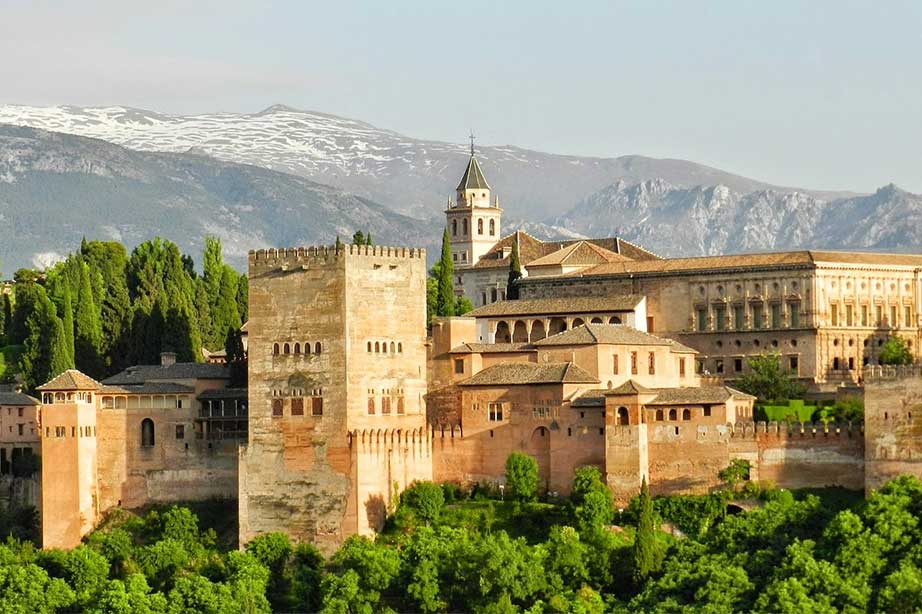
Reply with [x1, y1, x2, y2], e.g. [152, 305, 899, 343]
[444, 137, 502, 267]
[238, 244, 432, 553]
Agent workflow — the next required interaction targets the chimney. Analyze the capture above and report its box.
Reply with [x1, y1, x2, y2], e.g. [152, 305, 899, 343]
[160, 352, 177, 367]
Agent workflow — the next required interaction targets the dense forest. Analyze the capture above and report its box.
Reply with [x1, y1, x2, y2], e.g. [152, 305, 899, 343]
[2, 454, 922, 613]
[0, 237, 247, 389]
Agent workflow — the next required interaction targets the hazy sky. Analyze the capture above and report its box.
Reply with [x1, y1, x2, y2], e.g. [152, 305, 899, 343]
[2, 0, 920, 192]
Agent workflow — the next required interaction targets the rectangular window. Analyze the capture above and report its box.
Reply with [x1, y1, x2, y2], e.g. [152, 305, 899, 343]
[906, 306, 913, 327]
[830, 303, 839, 326]
[892, 305, 899, 327]
[733, 304, 745, 330]
[488, 403, 503, 422]
[876, 305, 883, 326]
[16, 408, 23, 417]
[715, 359, 724, 374]
[789, 356, 799, 372]
[382, 397, 391, 415]
[679, 357, 686, 377]
[271, 399, 283, 417]
[734, 358, 743, 373]
[647, 316, 655, 332]
[631, 352, 638, 375]
[612, 354, 619, 374]
[752, 303, 764, 329]
[175, 424, 185, 439]
[311, 397, 324, 417]
[397, 396, 405, 415]
[703, 407, 712, 417]
[848, 357, 855, 370]
[368, 397, 375, 415]
[291, 398, 304, 416]
[17, 424, 23, 436]
[861, 305, 869, 327]
[454, 359, 464, 374]
[714, 305, 726, 332]
[846, 304, 854, 327]
[788, 301, 800, 328]
[771, 303, 782, 329]
[648, 352, 655, 375]
[533, 406, 550, 418]
[696, 308, 707, 332]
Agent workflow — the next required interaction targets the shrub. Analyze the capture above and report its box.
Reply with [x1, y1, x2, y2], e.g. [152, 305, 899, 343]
[505, 453, 539, 502]
[401, 481, 446, 525]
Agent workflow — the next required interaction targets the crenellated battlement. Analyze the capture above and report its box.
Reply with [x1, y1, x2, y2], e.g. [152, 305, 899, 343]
[727, 420, 863, 439]
[863, 365, 922, 381]
[248, 244, 425, 272]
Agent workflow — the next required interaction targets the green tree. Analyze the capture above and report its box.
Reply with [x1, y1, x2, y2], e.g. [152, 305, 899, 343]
[400, 481, 445, 526]
[718, 459, 751, 489]
[505, 452, 539, 502]
[60, 284, 76, 368]
[18, 287, 70, 390]
[507, 235, 522, 300]
[455, 296, 474, 315]
[351, 231, 366, 246]
[736, 352, 806, 403]
[235, 274, 249, 324]
[335, 236, 343, 251]
[365, 232, 373, 246]
[322, 535, 400, 614]
[75, 262, 105, 377]
[632, 477, 656, 585]
[210, 266, 241, 349]
[81, 241, 132, 374]
[201, 237, 223, 309]
[880, 336, 913, 366]
[1, 293, 12, 342]
[245, 533, 294, 613]
[9, 271, 44, 345]
[0, 560, 75, 613]
[436, 228, 455, 318]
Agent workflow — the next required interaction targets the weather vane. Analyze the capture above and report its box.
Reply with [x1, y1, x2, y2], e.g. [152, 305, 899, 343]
[469, 130, 476, 155]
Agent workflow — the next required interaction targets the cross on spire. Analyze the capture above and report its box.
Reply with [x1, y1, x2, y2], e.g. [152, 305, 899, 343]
[469, 130, 476, 156]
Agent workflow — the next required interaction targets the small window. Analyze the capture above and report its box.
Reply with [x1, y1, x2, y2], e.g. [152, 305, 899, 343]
[382, 397, 391, 415]
[789, 356, 799, 372]
[613, 354, 619, 374]
[368, 397, 376, 415]
[703, 407, 712, 417]
[283, 343, 290, 354]
[311, 397, 323, 417]
[631, 351, 638, 375]
[477, 218, 483, 235]
[293, 342, 301, 354]
[315, 342, 322, 354]
[175, 424, 185, 440]
[367, 341, 372, 352]
[682, 408, 691, 421]
[734, 358, 743, 373]
[271, 399, 283, 417]
[454, 359, 465, 374]
[273, 343, 280, 355]
[141, 418, 155, 447]
[655, 409, 664, 421]
[488, 403, 503, 421]
[390, 342, 396, 353]
[489, 219, 495, 236]
[397, 397, 405, 414]
[648, 352, 655, 375]
[398, 342, 403, 353]
[375, 342, 380, 353]
[668, 409, 677, 421]
[291, 398, 304, 416]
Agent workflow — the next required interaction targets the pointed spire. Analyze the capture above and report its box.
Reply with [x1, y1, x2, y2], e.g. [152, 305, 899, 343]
[456, 152, 491, 191]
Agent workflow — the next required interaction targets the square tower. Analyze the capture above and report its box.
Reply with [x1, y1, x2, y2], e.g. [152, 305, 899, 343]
[445, 150, 502, 266]
[239, 244, 431, 552]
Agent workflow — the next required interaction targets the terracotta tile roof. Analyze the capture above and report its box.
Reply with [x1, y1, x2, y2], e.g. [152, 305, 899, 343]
[37, 369, 102, 391]
[534, 324, 695, 352]
[198, 387, 248, 400]
[808, 250, 922, 266]
[527, 241, 630, 268]
[103, 363, 230, 386]
[449, 343, 535, 354]
[570, 389, 608, 407]
[467, 296, 643, 318]
[0, 391, 40, 405]
[472, 231, 660, 271]
[459, 362, 600, 386]
[607, 380, 653, 395]
[99, 383, 196, 395]
[646, 386, 755, 406]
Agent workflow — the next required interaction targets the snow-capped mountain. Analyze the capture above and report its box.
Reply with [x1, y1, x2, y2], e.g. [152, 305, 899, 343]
[0, 104, 851, 222]
[551, 179, 922, 257]
[0, 125, 437, 272]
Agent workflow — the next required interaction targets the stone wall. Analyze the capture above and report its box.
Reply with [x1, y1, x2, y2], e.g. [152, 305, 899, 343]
[864, 366, 922, 492]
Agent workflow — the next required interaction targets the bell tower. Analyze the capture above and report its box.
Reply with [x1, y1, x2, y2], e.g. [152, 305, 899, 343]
[444, 135, 502, 267]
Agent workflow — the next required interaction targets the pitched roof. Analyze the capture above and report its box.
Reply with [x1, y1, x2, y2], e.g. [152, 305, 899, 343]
[534, 324, 696, 352]
[99, 383, 196, 395]
[103, 362, 230, 386]
[0, 391, 40, 406]
[528, 241, 631, 268]
[456, 154, 491, 191]
[570, 389, 608, 407]
[459, 362, 600, 386]
[607, 380, 653, 395]
[197, 387, 248, 400]
[37, 369, 102, 391]
[646, 386, 755, 406]
[449, 343, 535, 354]
[467, 296, 643, 318]
[472, 231, 660, 271]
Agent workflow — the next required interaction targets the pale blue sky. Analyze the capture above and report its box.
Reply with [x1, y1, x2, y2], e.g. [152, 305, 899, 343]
[2, 0, 920, 192]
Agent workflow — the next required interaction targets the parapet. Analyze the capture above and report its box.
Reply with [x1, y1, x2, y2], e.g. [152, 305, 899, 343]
[727, 420, 863, 439]
[248, 244, 426, 273]
[863, 365, 922, 381]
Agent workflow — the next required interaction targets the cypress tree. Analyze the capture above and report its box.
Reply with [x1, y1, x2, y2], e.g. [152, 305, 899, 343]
[236, 274, 248, 324]
[436, 228, 455, 317]
[335, 236, 343, 251]
[632, 476, 656, 584]
[18, 287, 69, 390]
[506, 234, 522, 300]
[82, 241, 131, 373]
[202, 236, 223, 308]
[365, 232, 373, 246]
[2, 294, 12, 342]
[60, 285, 76, 368]
[212, 266, 241, 346]
[74, 263, 104, 377]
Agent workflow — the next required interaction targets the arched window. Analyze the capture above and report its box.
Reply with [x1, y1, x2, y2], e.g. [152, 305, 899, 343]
[397, 342, 403, 353]
[272, 399, 283, 417]
[367, 341, 372, 352]
[462, 219, 468, 235]
[452, 220, 457, 236]
[383, 342, 388, 354]
[609, 316, 622, 324]
[141, 418, 155, 447]
[477, 218, 483, 235]
[375, 342, 380, 353]
[489, 219, 495, 236]
[668, 409, 677, 421]
[655, 409, 664, 421]
[368, 397, 375, 415]
[617, 407, 629, 425]
[273, 343, 280, 355]
[390, 342, 396, 353]
[314, 342, 322, 354]
[293, 343, 301, 355]
[304, 343, 311, 355]
[682, 408, 691, 421]
[283, 343, 290, 354]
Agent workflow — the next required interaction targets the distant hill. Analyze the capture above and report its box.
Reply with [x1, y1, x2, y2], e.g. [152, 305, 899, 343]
[547, 179, 922, 257]
[0, 104, 857, 223]
[0, 124, 438, 272]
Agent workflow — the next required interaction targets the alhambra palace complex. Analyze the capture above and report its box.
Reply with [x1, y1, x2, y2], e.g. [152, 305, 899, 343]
[5, 151, 922, 551]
